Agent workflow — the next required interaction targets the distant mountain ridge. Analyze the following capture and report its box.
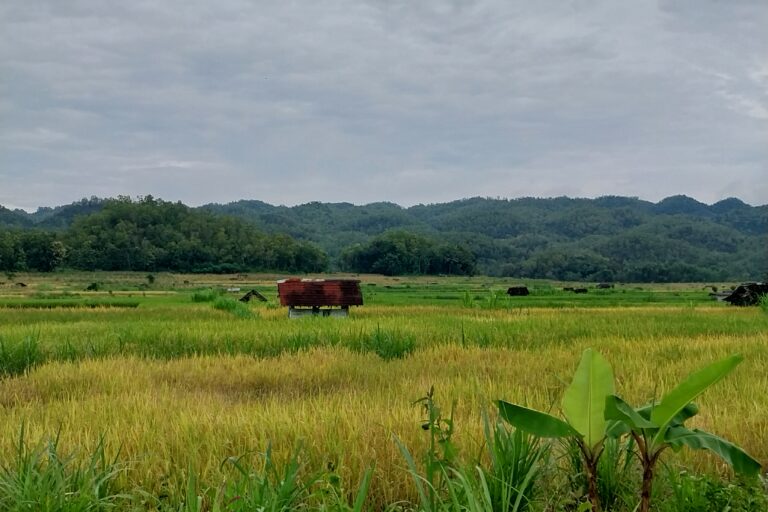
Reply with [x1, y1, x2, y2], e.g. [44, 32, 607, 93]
[2, 194, 766, 281]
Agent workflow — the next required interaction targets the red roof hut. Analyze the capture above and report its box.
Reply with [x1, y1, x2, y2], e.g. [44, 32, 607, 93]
[277, 279, 363, 317]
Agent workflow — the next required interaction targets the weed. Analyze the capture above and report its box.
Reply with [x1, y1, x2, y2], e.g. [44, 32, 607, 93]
[759, 293, 768, 314]
[190, 289, 221, 303]
[353, 326, 416, 360]
[212, 296, 257, 319]
[395, 387, 458, 511]
[655, 468, 768, 512]
[0, 426, 127, 511]
[481, 410, 547, 511]
[0, 333, 42, 377]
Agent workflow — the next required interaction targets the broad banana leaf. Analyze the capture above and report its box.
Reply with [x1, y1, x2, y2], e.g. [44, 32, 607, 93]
[666, 426, 761, 477]
[562, 349, 615, 449]
[605, 395, 656, 429]
[650, 354, 743, 447]
[497, 401, 578, 438]
[637, 401, 699, 425]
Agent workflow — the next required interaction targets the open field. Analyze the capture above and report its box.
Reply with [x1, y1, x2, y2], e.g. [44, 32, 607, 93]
[0, 272, 766, 509]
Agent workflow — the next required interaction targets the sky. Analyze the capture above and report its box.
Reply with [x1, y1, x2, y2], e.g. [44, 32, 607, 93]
[1, 0, 767, 211]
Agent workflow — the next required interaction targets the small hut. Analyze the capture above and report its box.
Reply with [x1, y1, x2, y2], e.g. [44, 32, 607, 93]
[239, 289, 268, 303]
[277, 279, 363, 318]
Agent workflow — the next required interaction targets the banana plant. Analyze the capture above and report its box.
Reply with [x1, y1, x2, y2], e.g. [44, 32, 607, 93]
[604, 354, 761, 512]
[497, 348, 615, 511]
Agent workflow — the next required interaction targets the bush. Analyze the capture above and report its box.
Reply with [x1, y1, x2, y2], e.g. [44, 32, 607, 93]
[190, 289, 221, 303]
[212, 297, 256, 319]
[352, 327, 416, 360]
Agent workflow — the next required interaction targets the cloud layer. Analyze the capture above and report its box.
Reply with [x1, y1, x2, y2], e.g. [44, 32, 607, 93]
[1, 0, 766, 210]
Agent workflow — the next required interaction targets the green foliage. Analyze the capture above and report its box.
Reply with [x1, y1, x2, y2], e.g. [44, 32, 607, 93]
[190, 288, 222, 303]
[204, 195, 766, 282]
[595, 437, 637, 510]
[211, 296, 256, 319]
[0, 230, 64, 272]
[3, 195, 766, 280]
[499, 349, 614, 452]
[341, 230, 475, 276]
[655, 469, 768, 512]
[498, 349, 615, 511]
[0, 427, 126, 511]
[0, 334, 41, 377]
[605, 359, 760, 477]
[604, 354, 760, 512]
[481, 411, 546, 511]
[497, 402, 578, 439]
[395, 387, 458, 512]
[562, 349, 615, 450]
[648, 355, 743, 448]
[62, 197, 328, 273]
[353, 326, 416, 360]
[396, 390, 548, 512]
[760, 294, 768, 313]
[150, 443, 374, 512]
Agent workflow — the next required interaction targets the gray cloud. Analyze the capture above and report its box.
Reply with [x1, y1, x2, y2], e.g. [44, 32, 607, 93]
[1, 0, 766, 210]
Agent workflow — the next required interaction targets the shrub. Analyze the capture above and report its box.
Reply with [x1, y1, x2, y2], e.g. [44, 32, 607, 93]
[190, 289, 221, 303]
[212, 296, 256, 319]
[353, 327, 416, 360]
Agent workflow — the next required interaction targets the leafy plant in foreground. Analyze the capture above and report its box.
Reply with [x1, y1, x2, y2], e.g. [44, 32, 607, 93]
[655, 467, 768, 512]
[395, 386, 458, 512]
[0, 426, 126, 511]
[169, 444, 325, 512]
[605, 353, 761, 512]
[497, 349, 615, 511]
[481, 410, 547, 511]
[397, 388, 544, 512]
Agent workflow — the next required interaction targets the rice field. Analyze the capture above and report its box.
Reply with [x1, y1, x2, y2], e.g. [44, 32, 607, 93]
[0, 272, 766, 510]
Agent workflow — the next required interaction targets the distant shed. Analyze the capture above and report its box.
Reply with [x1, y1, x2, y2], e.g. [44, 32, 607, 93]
[722, 283, 768, 307]
[277, 279, 363, 318]
[239, 289, 268, 303]
[507, 286, 529, 296]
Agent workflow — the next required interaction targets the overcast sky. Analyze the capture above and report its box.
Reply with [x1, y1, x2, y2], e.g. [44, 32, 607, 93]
[1, 0, 766, 211]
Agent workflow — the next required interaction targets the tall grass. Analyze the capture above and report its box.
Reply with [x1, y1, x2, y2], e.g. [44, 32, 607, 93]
[0, 333, 41, 377]
[481, 411, 546, 511]
[212, 296, 257, 319]
[0, 426, 126, 511]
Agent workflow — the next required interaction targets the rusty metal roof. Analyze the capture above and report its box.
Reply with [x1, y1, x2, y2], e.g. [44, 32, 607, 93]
[277, 279, 363, 307]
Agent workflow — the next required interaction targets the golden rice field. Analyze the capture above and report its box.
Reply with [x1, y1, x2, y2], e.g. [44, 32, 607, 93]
[0, 272, 766, 508]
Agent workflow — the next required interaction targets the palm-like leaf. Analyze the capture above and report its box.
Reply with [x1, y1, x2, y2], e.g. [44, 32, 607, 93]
[562, 349, 615, 450]
[497, 401, 578, 438]
[666, 426, 761, 477]
[650, 354, 743, 447]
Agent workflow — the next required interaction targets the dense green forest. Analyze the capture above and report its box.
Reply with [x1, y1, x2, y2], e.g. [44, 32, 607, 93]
[0, 195, 765, 281]
[0, 197, 327, 274]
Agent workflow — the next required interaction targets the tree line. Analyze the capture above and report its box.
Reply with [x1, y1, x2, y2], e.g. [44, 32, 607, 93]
[0, 197, 328, 274]
[1, 195, 766, 281]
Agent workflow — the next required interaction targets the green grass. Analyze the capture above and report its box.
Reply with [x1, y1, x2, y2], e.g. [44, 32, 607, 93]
[0, 299, 140, 309]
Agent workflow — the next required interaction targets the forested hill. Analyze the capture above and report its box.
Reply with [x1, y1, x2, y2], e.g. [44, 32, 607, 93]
[199, 195, 767, 281]
[1, 195, 766, 281]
